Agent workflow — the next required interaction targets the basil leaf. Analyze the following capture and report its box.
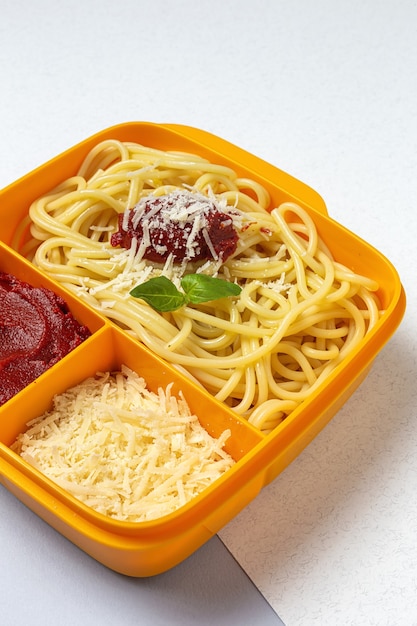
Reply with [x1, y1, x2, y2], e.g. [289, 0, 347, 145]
[181, 274, 241, 304]
[130, 276, 186, 312]
[130, 274, 241, 312]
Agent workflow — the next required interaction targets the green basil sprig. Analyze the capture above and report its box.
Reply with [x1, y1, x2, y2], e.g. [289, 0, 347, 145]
[130, 274, 241, 312]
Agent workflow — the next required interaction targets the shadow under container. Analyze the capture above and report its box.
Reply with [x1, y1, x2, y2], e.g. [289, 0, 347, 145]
[0, 122, 406, 576]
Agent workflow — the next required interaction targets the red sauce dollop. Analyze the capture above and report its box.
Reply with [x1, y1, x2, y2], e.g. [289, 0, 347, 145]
[111, 190, 238, 264]
[0, 272, 91, 406]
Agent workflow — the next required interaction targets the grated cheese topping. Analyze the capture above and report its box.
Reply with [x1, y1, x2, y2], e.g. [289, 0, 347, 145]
[12, 366, 235, 522]
[115, 189, 243, 264]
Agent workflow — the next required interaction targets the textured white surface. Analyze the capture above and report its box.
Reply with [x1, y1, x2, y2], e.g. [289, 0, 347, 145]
[1, 1, 416, 624]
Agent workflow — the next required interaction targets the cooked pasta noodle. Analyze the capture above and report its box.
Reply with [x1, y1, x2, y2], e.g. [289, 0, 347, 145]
[18, 140, 381, 432]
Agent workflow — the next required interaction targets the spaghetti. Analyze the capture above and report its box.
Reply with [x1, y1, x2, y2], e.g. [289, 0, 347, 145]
[18, 140, 381, 432]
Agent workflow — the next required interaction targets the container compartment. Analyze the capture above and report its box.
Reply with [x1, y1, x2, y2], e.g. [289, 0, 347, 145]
[0, 325, 264, 576]
[0, 242, 103, 410]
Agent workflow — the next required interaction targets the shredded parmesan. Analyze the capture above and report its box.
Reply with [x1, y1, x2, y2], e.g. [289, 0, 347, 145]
[12, 366, 235, 522]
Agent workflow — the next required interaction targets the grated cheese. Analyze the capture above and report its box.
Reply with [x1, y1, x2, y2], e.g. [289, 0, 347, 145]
[12, 366, 235, 522]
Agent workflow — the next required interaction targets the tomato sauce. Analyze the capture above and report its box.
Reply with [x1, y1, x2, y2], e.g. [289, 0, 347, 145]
[111, 191, 239, 264]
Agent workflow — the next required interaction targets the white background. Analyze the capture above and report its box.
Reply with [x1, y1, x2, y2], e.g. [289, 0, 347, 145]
[1, 1, 416, 624]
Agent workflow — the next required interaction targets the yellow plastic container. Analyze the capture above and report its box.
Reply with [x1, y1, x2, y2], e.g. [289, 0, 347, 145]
[0, 122, 406, 576]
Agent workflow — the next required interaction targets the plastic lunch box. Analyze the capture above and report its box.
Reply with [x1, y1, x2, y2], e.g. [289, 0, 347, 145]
[0, 122, 406, 576]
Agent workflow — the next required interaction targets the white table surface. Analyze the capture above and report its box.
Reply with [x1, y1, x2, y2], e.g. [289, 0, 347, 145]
[1, 1, 416, 624]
